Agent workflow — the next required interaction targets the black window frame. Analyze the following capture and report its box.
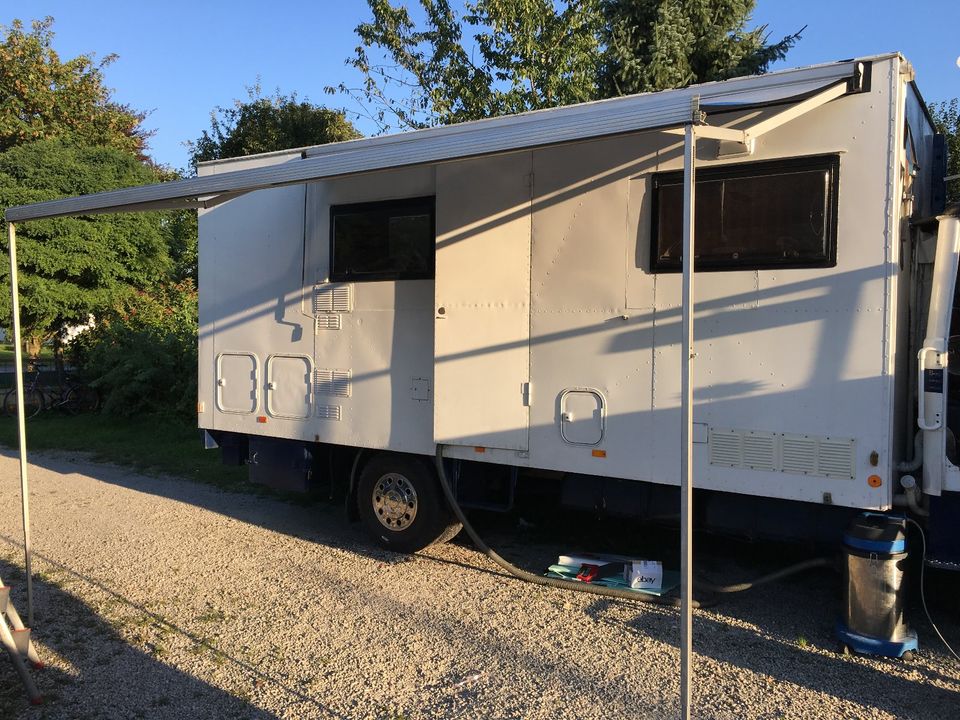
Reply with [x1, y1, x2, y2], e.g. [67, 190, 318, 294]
[650, 153, 840, 273]
[329, 195, 436, 282]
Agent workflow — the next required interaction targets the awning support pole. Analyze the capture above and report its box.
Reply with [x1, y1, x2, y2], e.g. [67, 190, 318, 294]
[680, 120, 697, 720]
[6, 221, 34, 626]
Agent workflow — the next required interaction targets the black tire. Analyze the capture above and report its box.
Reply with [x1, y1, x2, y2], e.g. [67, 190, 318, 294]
[357, 454, 462, 553]
[62, 384, 100, 414]
[3, 388, 44, 418]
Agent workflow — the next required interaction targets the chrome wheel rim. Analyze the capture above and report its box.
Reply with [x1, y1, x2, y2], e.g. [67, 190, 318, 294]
[372, 473, 418, 531]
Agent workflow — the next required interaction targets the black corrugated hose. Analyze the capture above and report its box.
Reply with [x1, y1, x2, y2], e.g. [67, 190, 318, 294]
[435, 446, 835, 608]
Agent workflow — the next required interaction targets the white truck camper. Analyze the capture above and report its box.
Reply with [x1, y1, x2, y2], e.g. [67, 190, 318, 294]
[5, 54, 957, 569]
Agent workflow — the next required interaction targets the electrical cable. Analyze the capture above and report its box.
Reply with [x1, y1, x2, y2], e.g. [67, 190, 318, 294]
[905, 517, 960, 661]
[435, 446, 833, 608]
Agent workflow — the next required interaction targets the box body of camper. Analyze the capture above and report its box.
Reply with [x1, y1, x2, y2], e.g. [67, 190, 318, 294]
[196, 54, 958, 556]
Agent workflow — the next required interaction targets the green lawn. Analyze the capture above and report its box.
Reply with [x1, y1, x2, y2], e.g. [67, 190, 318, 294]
[0, 414, 249, 489]
[0, 343, 55, 365]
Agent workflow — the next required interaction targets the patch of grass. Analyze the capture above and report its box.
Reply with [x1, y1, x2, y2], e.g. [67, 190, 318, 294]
[0, 413, 248, 488]
[0, 343, 54, 365]
[196, 607, 227, 623]
[796, 635, 809, 648]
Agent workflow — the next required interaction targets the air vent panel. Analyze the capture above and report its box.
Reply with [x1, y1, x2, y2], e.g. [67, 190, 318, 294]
[314, 284, 352, 314]
[315, 369, 352, 398]
[316, 404, 342, 421]
[709, 428, 855, 480]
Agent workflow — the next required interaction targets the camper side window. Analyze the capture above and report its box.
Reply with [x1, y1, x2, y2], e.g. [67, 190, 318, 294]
[651, 154, 839, 272]
[330, 196, 435, 281]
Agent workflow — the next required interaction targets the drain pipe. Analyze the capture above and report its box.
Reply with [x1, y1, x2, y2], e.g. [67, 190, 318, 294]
[893, 475, 929, 517]
[897, 432, 923, 473]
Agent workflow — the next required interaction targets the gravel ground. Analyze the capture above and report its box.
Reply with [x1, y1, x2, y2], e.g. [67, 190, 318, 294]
[0, 449, 957, 720]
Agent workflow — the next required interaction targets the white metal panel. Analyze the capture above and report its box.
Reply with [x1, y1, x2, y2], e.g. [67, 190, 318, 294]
[434, 152, 532, 450]
[199, 178, 313, 440]
[302, 166, 436, 454]
[560, 390, 605, 445]
[215, 353, 259, 414]
[266, 355, 313, 420]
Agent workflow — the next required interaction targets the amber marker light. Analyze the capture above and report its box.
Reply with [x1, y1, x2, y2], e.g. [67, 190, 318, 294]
[256, 416, 267, 424]
[592, 449, 607, 458]
[867, 475, 882, 488]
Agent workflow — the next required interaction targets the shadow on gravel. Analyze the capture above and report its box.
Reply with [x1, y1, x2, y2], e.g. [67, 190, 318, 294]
[0, 552, 345, 720]
[583, 571, 960, 719]
[0, 556, 279, 720]
[4, 449, 488, 571]
[9, 450, 960, 717]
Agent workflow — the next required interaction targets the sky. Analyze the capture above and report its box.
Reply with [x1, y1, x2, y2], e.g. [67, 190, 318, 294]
[8, 0, 960, 171]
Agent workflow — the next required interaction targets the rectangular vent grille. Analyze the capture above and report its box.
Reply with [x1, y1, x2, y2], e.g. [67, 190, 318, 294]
[781, 436, 818, 475]
[709, 431, 742, 467]
[315, 369, 352, 397]
[742, 434, 777, 471]
[817, 439, 856, 479]
[314, 284, 352, 314]
[315, 314, 342, 331]
[316, 404, 342, 421]
[709, 429, 855, 480]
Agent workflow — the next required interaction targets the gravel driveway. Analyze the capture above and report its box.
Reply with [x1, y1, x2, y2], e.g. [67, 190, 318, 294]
[0, 449, 957, 719]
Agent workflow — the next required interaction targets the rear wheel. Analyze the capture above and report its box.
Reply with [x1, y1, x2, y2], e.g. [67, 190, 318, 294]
[3, 388, 44, 418]
[357, 454, 461, 553]
[62, 384, 100, 414]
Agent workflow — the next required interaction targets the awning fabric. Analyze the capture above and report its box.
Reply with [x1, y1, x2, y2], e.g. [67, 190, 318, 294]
[4, 57, 872, 223]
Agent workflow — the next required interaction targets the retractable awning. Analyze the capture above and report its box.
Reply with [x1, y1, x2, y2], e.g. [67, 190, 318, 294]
[3, 54, 876, 718]
[5, 57, 871, 223]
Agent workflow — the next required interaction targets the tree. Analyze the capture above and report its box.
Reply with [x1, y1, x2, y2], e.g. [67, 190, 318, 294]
[74, 280, 198, 418]
[340, 0, 801, 131]
[0, 17, 149, 158]
[340, 0, 601, 130]
[0, 138, 171, 353]
[598, 0, 803, 96]
[189, 86, 361, 166]
[929, 98, 959, 202]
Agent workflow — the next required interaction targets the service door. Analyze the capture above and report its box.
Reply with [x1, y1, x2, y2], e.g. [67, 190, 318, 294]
[434, 152, 532, 451]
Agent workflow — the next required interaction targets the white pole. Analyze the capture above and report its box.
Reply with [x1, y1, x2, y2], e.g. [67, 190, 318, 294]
[680, 121, 697, 720]
[6, 222, 34, 626]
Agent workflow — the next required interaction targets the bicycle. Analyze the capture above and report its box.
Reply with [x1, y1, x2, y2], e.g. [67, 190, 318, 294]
[45, 373, 100, 414]
[3, 363, 45, 419]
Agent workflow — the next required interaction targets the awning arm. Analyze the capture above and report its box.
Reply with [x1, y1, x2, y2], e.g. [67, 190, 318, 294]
[665, 77, 854, 156]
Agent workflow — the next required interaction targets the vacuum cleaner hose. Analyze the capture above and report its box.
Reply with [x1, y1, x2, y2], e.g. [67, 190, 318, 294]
[435, 446, 700, 607]
[436, 446, 835, 608]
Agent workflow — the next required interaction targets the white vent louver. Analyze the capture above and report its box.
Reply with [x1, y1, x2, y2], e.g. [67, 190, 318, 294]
[315, 314, 342, 331]
[781, 435, 818, 475]
[314, 284, 352, 314]
[708, 431, 742, 467]
[709, 428, 855, 480]
[315, 369, 352, 398]
[742, 433, 777, 471]
[316, 404, 342, 421]
[816, 438, 856, 479]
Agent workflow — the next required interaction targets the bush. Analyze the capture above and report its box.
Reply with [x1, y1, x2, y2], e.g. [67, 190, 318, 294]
[74, 281, 197, 419]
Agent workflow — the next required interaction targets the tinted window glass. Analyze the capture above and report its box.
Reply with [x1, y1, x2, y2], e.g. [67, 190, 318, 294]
[331, 197, 435, 281]
[652, 155, 839, 272]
